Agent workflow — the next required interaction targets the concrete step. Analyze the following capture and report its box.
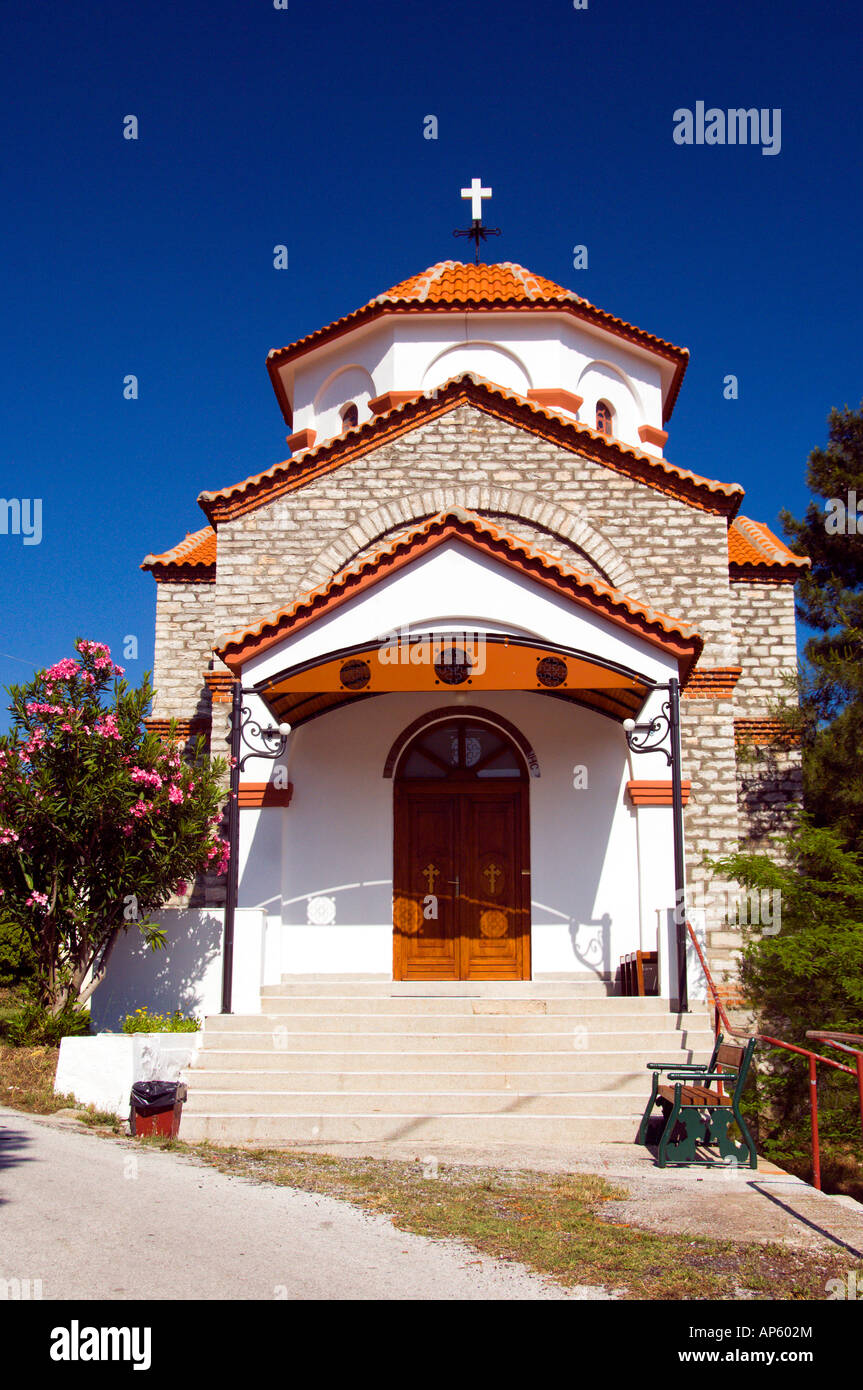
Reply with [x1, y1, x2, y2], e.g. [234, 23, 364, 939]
[257, 996, 689, 1017]
[184, 1068, 650, 1094]
[178, 1111, 642, 1145]
[195, 1030, 715, 1055]
[184, 981, 711, 1146]
[190, 1043, 712, 1071]
[211, 1012, 698, 1036]
[182, 1089, 645, 1117]
[261, 976, 616, 997]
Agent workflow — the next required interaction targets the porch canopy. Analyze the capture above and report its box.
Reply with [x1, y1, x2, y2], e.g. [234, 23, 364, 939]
[215, 508, 703, 726]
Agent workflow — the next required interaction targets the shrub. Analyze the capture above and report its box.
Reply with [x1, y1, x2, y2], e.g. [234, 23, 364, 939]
[0, 640, 228, 1015]
[0, 998, 91, 1047]
[121, 1007, 200, 1034]
[711, 818, 863, 1175]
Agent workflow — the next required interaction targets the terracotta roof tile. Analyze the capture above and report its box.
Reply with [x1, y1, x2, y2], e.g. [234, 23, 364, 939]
[216, 505, 703, 674]
[728, 517, 809, 577]
[200, 372, 743, 524]
[377, 261, 584, 306]
[141, 525, 217, 580]
[266, 260, 689, 421]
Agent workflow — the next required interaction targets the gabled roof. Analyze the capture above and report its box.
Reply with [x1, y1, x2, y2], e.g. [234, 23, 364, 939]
[141, 525, 216, 582]
[265, 260, 689, 423]
[215, 506, 703, 675]
[198, 372, 743, 525]
[728, 517, 810, 580]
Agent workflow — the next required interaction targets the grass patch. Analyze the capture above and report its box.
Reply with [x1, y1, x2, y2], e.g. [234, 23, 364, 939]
[0, 1041, 73, 1114]
[138, 1140, 849, 1300]
[0, 1041, 123, 1131]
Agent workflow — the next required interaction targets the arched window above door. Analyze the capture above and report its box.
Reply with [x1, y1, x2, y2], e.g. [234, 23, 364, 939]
[595, 399, 614, 436]
[396, 719, 527, 780]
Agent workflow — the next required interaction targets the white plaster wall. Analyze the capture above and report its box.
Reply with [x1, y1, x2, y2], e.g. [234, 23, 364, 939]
[312, 363, 376, 444]
[92, 908, 267, 1030]
[238, 690, 679, 986]
[282, 310, 671, 451]
[420, 341, 531, 395]
[55, 1033, 201, 1117]
[243, 540, 679, 691]
[576, 360, 643, 446]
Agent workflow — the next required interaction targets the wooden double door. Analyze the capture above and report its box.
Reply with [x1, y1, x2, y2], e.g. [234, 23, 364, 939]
[393, 783, 530, 980]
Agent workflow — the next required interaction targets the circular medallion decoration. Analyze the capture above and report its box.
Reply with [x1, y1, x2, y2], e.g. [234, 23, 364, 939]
[393, 897, 422, 935]
[479, 909, 509, 938]
[434, 648, 472, 685]
[340, 658, 371, 690]
[536, 656, 568, 688]
[306, 895, 336, 926]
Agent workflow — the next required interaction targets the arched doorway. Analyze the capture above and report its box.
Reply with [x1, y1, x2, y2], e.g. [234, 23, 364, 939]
[392, 717, 531, 980]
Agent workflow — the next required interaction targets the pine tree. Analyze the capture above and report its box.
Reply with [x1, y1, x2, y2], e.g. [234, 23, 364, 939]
[781, 402, 863, 850]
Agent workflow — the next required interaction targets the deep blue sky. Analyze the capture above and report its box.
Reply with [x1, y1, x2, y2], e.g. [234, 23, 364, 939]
[2, 0, 861, 714]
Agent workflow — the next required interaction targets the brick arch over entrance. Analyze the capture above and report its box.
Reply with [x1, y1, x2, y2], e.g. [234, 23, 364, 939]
[300, 486, 645, 600]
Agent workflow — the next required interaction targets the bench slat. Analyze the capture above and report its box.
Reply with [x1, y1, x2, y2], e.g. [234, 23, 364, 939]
[658, 1084, 731, 1108]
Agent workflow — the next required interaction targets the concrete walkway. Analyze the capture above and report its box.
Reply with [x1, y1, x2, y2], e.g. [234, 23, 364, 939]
[0, 1107, 601, 1300]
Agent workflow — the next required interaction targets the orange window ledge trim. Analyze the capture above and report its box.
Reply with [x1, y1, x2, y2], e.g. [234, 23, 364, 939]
[626, 779, 692, 807]
[237, 782, 294, 808]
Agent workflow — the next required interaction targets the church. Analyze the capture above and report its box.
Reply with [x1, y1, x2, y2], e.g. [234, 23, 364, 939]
[91, 190, 808, 1143]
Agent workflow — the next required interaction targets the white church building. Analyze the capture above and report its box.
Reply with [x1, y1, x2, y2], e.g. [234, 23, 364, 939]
[89, 214, 808, 1143]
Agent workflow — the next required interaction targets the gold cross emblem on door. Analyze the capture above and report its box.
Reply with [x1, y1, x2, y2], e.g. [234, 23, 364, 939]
[422, 862, 440, 893]
[483, 862, 502, 894]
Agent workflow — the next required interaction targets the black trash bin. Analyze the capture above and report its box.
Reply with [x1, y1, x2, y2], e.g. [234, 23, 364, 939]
[129, 1081, 187, 1138]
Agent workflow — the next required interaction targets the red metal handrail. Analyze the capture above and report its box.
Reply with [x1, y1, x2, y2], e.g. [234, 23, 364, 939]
[685, 919, 862, 1190]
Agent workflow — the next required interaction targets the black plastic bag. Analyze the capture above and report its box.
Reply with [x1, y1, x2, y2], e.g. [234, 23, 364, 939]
[129, 1080, 187, 1117]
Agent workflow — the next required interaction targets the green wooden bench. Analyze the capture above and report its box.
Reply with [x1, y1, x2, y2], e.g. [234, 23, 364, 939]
[637, 1035, 758, 1168]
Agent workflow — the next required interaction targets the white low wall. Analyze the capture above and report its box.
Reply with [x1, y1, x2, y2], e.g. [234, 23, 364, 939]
[55, 1033, 202, 1117]
[90, 908, 267, 1031]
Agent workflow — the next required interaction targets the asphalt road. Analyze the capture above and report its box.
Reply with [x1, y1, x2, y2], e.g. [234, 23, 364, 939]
[0, 1107, 599, 1301]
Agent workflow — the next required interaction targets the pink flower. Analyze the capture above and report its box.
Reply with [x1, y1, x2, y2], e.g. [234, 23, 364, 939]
[206, 839, 230, 875]
[45, 658, 80, 681]
[25, 891, 49, 911]
[168, 784, 184, 804]
[130, 768, 162, 789]
[175, 881, 188, 897]
[0, 827, 19, 845]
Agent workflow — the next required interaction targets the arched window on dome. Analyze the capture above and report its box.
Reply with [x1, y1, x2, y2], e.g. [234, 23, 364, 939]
[340, 402, 359, 429]
[595, 400, 614, 437]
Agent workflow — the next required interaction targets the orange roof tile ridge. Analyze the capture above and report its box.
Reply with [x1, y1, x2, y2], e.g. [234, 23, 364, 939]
[199, 372, 742, 520]
[729, 516, 809, 569]
[142, 524, 217, 569]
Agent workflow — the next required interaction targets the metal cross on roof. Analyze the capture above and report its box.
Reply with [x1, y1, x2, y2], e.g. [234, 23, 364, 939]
[453, 177, 501, 263]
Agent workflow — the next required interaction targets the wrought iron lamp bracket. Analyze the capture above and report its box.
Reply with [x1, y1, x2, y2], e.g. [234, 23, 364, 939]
[235, 702, 289, 772]
[624, 700, 673, 766]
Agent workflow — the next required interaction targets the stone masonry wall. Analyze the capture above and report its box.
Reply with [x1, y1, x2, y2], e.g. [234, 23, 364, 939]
[150, 580, 215, 721]
[730, 580, 799, 718]
[730, 578, 803, 851]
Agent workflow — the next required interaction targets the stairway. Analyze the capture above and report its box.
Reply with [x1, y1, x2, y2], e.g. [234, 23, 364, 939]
[179, 975, 715, 1146]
